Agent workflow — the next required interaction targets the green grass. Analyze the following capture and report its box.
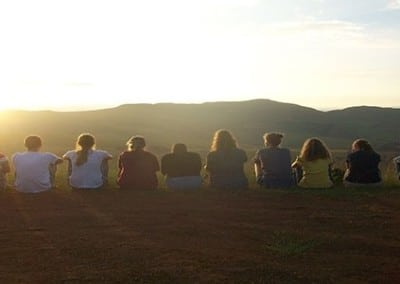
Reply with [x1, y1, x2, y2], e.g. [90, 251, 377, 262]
[264, 231, 319, 256]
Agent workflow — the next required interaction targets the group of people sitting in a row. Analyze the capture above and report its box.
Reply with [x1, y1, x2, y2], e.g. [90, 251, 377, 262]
[0, 129, 394, 193]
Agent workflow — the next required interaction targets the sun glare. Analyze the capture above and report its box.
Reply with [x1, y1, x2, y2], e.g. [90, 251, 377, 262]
[0, 1, 399, 110]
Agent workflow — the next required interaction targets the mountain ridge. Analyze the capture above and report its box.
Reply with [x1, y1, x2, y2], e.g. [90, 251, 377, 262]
[1, 99, 399, 154]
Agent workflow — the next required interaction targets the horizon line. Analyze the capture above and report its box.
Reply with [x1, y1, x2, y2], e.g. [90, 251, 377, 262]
[0, 98, 399, 113]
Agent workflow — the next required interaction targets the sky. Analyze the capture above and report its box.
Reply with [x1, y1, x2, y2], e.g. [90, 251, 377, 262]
[0, 0, 399, 111]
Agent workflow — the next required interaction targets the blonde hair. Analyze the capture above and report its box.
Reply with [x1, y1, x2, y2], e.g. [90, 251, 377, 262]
[300, 137, 331, 162]
[210, 129, 238, 152]
[75, 133, 96, 166]
[263, 132, 284, 147]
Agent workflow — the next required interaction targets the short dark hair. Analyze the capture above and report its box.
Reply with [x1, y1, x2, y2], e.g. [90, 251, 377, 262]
[24, 135, 42, 150]
[126, 135, 146, 150]
[172, 143, 187, 154]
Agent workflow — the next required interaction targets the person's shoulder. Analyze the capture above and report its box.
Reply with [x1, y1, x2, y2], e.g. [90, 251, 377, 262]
[43, 151, 58, 156]
[320, 158, 332, 164]
[187, 151, 201, 158]
[255, 148, 266, 155]
[12, 152, 23, 160]
[144, 150, 158, 158]
[206, 150, 217, 157]
[161, 153, 174, 159]
[44, 152, 62, 160]
[119, 150, 130, 156]
[95, 149, 112, 157]
[63, 150, 76, 157]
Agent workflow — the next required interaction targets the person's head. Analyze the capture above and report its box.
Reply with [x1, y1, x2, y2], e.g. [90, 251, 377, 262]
[24, 135, 42, 151]
[75, 133, 96, 166]
[352, 139, 374, 153]
[300, 137, 331, 161]
[263, 132, 284, 147]
[172, 143, 187, 155]
[76, 133, 96, 151]
[210, 129, 238, 151]
[126, 135, 146, 151]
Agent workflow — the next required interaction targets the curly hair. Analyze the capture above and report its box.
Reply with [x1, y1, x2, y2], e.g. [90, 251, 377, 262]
[210, 129, 238, 152]
[263, 132, 284, 147]
[300, 137, 331, 161]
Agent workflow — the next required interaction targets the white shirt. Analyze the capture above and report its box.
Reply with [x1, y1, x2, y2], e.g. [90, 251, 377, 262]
[63, 150, 112, 189]
[13, 152, 61, 193]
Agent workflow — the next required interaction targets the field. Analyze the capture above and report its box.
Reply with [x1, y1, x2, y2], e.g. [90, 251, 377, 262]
[0, 186, 399, 283]
[1, 101, 400, 283]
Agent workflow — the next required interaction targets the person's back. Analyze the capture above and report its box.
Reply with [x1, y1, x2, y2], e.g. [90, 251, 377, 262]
[294, 157, 333, 188]
[292, 138, 333, 189]
[254, 133, 293, 188]
[162, 152, 201, 178]
[63, 134, 112, 189]
[344, 139, 381, 186]
[255, 147, 293, 187]
[13, 135, 62, 193]
[0, 153, 10, 190]
[118, 150, 159, 189]
[117, 136, 159, 190]
[206, 148, 248, 189]
[161, 144, 202, 190]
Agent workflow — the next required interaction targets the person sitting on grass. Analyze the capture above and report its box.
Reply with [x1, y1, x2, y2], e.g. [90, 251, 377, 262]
[0, 151, 10, 190]
[343, 139, 382, 188]
[12, 135, 63, 193]
[291, 137, 333, 189]
[205, 129, 248, 189]
[161, 143, 202, 190]
[117, 135, 160, 190]
[254, 132, 294, 188]
[63, 133, 112, 190]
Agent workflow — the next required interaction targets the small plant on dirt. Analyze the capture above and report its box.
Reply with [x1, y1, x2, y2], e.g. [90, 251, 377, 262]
[330, 167, 345, 185]
[264, 231, 318, 256]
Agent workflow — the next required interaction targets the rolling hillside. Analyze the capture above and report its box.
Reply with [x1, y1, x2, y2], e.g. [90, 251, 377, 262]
[0, 99, 399, 156]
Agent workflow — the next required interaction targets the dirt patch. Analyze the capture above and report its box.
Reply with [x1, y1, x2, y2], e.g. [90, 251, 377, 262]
[0, 188, 399, 283]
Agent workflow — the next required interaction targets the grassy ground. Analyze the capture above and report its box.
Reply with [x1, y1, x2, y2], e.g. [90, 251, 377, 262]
[0, 184, 399, 283]
[2, 150, 400, 283]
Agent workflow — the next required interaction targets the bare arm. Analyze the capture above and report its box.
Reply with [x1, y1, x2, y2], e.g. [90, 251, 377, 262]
[254, 163, 262, 178]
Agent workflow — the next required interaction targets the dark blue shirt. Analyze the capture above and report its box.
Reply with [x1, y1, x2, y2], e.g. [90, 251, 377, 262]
[344, 150, 381, 184]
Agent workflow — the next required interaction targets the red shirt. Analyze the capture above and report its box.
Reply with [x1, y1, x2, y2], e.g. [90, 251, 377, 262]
[117, 150, 159, 190]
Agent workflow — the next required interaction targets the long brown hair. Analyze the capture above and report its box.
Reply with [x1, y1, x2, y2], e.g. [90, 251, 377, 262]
[210, 129, 238, 152]
[76, 133, 96, 166]
[300, 137, 331, 161]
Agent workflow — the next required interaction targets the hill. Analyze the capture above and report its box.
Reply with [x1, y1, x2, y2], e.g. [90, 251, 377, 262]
[0, 99, 399, 156]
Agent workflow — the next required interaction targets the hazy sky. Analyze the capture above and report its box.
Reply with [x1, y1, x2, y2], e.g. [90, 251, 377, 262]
[0, 0, 399, 110]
